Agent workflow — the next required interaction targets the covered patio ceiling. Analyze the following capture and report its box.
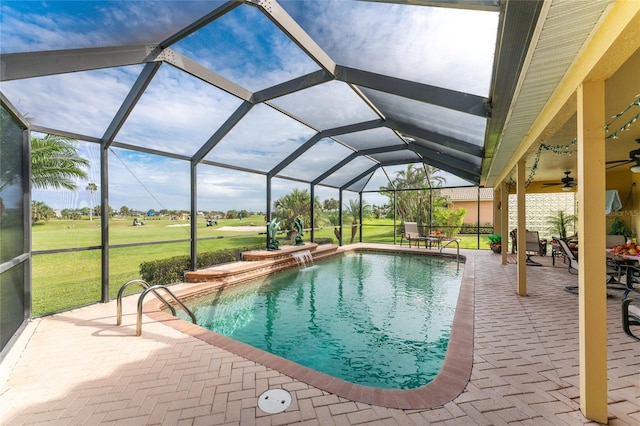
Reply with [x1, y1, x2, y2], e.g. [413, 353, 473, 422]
[484, 1, 640, 189]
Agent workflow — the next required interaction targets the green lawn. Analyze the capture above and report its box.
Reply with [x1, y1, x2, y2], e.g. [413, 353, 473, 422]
[31, 215, 490, 315]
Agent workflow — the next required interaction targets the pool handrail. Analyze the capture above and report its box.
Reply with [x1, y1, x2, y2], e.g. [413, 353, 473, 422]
[136, 285, 197, 336]
[439, 239, 460, 261]
[116, 279, 176, 325]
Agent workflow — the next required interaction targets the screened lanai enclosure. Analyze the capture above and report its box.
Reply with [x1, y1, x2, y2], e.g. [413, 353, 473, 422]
[4, 2, 640, 422]
[1, 0, 546, 350]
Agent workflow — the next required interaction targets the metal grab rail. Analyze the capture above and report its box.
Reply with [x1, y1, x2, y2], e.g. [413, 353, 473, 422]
[136, 285, 197, 336]
[440, 239, 460, 261]
[116, 279, 176, 325]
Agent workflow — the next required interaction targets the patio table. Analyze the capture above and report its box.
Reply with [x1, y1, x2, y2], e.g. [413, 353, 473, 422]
[606, 251, 640, 289]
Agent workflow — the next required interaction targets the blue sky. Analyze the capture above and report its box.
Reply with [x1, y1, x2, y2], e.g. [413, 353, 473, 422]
[1, 1, 497, 212]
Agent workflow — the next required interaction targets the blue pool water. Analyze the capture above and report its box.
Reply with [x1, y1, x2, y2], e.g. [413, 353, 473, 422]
[179, 252, 463, 389]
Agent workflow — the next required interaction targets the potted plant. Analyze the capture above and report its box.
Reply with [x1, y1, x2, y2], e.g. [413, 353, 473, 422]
[487, 234, 502, 253]
[610, 216, 633, 240]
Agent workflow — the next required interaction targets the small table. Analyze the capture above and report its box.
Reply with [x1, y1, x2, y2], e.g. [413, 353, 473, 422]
[428, 234, 444, 249]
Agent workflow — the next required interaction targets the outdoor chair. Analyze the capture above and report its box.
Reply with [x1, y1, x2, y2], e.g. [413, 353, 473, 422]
[605, 234, 635, 288]
[551, 237, 567, 266]
[556, 238, 619, 295]
[400, 222, 428, 248]
[509, 229, 517, 254]
[622, 290, 640, 341]
[511, 229, 547, 260]
[525, 231, 545, 266]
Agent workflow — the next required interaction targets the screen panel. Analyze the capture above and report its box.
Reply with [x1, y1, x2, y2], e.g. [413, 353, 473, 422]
[270, 80, 380, 131]
[0, 1, 223, 52]
[204, 104, 316, 172]
[1, 107, 25, 262]
[0, 66, 143, 139]
[360, 88, 486, 146]
[171, 4, 320, 92]
[334, 127, 404, 151]
[277, 138, 354, 182]
[320, 156, 377, 188]
[280, 0, 498, 96]
[116, 65, 244, 157]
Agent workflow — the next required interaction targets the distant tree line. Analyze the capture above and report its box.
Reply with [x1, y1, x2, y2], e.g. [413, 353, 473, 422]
[22, 135, 466, 237]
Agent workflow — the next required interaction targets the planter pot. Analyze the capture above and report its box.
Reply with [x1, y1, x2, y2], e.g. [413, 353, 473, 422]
[490, 245, 501, 254]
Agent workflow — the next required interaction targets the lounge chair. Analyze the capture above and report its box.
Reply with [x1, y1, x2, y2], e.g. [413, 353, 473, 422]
[400, 222, 428, 248]
[556, 238, 619, 295]
[551, 237, 567, 266]
[556, 238, 580, 275]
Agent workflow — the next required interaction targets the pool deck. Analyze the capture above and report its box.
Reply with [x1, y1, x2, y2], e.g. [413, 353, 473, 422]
[1, 244, 639, 425]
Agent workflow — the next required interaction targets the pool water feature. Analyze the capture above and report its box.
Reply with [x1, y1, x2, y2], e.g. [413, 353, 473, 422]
[291, 249, 315, 269]
[177, 251, 463, 390]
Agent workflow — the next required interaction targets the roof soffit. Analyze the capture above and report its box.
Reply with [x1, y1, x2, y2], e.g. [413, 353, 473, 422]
[483, 0, 615, 188]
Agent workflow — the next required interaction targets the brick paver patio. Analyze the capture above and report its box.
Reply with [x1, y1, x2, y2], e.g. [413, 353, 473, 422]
[1, 246, 639, 425]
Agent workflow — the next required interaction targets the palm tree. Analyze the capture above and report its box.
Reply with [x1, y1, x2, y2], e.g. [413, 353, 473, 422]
[380, 164, 446, 231]
[273, 189, 322, 237]
[86, 182, 97, 221]
[31, 200, 54, 223]
[1, 133, 89, 218]
[546, 210, 577, 239]
[343, 198, 371, 243]
[31, 135, 89, 190]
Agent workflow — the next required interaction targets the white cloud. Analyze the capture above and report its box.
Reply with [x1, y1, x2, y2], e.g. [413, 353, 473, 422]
[2, 67, 143, 138]
[281, 0, 498, 96]
[0, 1, 218, 52]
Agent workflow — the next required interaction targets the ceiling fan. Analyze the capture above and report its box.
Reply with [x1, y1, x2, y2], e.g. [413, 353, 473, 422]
[606, 138, 640, 172]
[542, 171, 577, 191]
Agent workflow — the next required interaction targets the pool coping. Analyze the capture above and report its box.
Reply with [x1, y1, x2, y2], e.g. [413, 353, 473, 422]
[143, 243, 474, 410]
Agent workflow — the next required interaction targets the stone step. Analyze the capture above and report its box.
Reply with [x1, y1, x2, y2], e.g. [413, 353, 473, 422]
[183, 244, 339, 288]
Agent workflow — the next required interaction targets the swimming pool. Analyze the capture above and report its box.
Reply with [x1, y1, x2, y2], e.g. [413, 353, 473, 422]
[176, 251, 463, 389]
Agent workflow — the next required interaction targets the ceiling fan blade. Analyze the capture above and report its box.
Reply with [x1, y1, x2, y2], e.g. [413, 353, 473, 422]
[542, 182, 562, 187]
[607, 160, 633, 169]
[606, 159, 632, 165]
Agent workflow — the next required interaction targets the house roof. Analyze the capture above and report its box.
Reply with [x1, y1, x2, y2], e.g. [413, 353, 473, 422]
[440, 187, 494, 202]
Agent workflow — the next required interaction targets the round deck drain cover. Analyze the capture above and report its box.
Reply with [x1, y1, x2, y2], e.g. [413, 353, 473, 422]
[258, 388, 292, 414]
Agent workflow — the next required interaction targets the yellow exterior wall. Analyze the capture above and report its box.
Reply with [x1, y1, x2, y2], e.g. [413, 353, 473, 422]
[604, 48, 640, 239]
[605, 170, 635, 237]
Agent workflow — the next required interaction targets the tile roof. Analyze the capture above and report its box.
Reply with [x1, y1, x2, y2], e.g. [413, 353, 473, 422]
[440, 187, 494, 201]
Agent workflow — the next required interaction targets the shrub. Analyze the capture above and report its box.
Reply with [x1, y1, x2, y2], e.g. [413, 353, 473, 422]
[139, 239, 335, 285]
[459, 222, 494, 234]
[140, 244, 262, 285]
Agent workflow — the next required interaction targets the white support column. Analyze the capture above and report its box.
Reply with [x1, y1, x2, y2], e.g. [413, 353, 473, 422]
[516, 161, 526, 295]
[577, 81, 608, 423]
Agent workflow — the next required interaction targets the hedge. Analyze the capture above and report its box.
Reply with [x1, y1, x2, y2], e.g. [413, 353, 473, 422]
[139, 238, 334, 285]
[139, 245, 263, 285]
